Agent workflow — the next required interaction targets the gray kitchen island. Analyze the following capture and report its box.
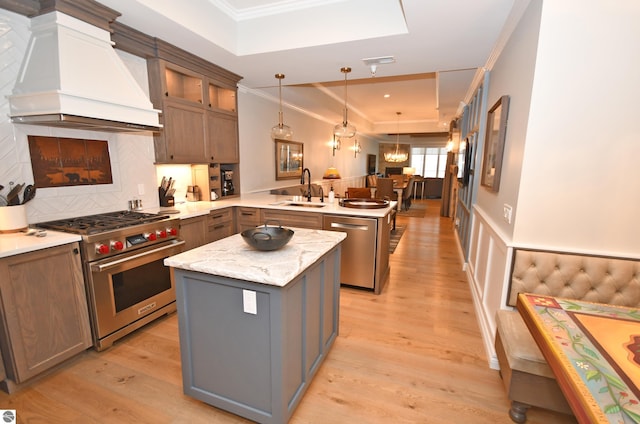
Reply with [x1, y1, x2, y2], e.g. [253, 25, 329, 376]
[164, 227, 346, 424]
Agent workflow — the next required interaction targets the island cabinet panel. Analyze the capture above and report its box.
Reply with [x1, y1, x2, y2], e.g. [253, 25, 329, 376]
[262, 209, 322, 230]
[0, 243, 91, 392]
[172, 246, 341, 424]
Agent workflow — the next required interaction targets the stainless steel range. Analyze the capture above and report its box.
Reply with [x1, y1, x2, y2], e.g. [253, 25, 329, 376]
[37, 211, 184, 350]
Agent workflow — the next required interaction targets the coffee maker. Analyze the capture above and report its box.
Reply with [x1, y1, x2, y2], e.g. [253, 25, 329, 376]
[222, 170, 234, 196]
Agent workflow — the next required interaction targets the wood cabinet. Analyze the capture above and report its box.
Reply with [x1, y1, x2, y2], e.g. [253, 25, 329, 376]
[207, 111, 239, 163]
[0, 243, 92, 392]
[262, 209, 323, 230]
[180, 216, 208, 250]
[207, 208, 234, 242]
[148, 59, 240, 162]
[236, 207, 261, 232]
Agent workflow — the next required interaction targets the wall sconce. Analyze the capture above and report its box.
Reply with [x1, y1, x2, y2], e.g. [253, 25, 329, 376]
[330, 136, 341, 156]
[353, 139, 361, 158]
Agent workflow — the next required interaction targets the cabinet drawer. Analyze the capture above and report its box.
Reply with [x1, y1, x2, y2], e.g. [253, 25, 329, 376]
[262, 210, 322, 229]
[208, 222, 234, 243]
[208, 208, 233, 225]
[236, 207, 261, 224]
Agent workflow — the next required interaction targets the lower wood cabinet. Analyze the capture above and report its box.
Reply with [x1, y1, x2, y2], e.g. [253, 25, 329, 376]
[180, 215, 208, 250]
[207, 208, 234, 242]
[0, 242, 92, 392]
[236, 207, 261, 232]
[262, 209, 322, 229]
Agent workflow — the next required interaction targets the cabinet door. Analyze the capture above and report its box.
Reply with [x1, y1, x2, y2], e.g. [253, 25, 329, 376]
[0, 243, 91, 384]
[180, 216, 208, 250]
[207, 111, 239, 163]
[160, 101, 208, 163]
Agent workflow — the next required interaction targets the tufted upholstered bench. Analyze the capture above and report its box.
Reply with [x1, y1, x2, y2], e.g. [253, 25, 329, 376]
[495, 249, 640, 423]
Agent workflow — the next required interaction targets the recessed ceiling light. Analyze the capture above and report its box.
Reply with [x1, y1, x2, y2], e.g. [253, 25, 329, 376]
[384, 94, 391, 98]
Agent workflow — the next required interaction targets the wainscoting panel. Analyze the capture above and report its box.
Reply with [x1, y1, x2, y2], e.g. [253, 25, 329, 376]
[466, 205, 511, 369]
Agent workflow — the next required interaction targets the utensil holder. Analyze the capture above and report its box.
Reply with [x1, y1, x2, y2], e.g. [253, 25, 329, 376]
[0, 205, 28, 233]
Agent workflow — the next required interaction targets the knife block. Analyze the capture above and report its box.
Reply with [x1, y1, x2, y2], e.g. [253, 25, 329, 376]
[158, 188, 175, 207]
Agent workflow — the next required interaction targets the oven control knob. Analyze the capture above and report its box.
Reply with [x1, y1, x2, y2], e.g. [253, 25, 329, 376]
[157, 229, 167, 239]
[168, 227, 178, 236]
[111, 240, 124, 251]
[96, 244, 110, 255]
[144, 232, 157, 241]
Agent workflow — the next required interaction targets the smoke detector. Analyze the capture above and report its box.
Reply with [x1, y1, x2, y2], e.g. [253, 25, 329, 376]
[362, 56, 395, 77]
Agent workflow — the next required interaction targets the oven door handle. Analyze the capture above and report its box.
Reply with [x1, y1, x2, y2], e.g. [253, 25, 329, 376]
[90, 240, 185, 272]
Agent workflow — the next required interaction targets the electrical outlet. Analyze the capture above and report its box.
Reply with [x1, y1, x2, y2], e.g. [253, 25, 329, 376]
[137, 183, 145, 195]
[242, 289, 257, 315]
[503, 204, 513, 224]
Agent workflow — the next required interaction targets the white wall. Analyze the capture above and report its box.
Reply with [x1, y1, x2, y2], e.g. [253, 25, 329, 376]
[515, 0, 640, 257]
[468, 0, 640, 368]
[237, 87, 378, 194]
[466, 0, 543, 368]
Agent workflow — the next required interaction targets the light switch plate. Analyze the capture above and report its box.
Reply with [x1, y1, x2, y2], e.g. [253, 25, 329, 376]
[503, 204, 513, 224]
[242, 289, 257, 314]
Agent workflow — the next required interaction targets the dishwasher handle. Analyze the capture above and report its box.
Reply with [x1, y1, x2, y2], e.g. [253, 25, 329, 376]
[330, 222, 369, 231]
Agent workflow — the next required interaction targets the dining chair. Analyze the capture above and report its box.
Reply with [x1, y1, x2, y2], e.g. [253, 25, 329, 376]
[374, 178, 397, 201]
[375, 177, 397, 230]
[366, 174, 377, 188]
[346, 187, 372, 198]
[402, 176, 415, 211]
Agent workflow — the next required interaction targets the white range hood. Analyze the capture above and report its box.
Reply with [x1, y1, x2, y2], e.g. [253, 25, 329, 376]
[9, 11, 161, 132]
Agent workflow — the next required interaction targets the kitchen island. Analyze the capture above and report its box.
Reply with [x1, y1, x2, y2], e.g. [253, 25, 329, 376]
[164, 227, 346, 424]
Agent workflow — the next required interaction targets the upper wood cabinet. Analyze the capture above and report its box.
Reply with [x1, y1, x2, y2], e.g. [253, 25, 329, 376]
[148, 59, 240, 164]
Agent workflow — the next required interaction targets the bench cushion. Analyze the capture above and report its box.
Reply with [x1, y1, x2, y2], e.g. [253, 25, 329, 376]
[496, 309, 554, 379]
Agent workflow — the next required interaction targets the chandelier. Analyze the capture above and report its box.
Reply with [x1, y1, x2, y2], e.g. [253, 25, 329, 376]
[384, 112, 408, 162]
[271, 73, 293, 139]
[333, 67, 356, 139]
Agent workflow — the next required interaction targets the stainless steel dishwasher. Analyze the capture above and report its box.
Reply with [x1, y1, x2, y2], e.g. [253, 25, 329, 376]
[323, 215, 377, 289]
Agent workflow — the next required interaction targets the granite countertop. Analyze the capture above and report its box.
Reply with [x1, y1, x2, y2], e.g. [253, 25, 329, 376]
[0, 230, 81, 259]
[164, 227, 346, 287]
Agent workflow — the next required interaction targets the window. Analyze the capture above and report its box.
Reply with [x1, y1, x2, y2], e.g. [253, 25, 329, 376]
[411, 147, 448, 178]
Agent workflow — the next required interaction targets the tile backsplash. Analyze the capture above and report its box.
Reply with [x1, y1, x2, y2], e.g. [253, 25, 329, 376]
[0, 9, 174, 224]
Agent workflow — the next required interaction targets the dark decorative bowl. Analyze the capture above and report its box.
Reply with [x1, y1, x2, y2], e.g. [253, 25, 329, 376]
[241, 222, 294, 251]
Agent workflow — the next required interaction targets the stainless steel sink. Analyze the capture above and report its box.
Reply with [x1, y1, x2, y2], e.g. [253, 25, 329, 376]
[286, 202, 327, 208]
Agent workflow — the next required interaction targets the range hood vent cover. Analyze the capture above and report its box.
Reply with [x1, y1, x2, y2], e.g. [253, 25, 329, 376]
[9, 12, 161, 132]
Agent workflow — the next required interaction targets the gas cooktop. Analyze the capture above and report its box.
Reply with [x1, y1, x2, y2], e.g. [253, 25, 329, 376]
[37, 210, 171, 235]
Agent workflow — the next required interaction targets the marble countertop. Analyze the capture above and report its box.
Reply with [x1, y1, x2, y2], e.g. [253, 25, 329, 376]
[149, 192, 396, 220]
[164, 227, 346, 287]
[0, 230, 81, 259]
[0, 192, 388, 258]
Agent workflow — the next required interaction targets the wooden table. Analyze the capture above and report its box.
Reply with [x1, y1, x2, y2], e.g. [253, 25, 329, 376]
[517, 293, 640, 424]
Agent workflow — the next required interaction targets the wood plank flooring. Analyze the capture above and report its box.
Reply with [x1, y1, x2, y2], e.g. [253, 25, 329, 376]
[0, 199, 576, 423]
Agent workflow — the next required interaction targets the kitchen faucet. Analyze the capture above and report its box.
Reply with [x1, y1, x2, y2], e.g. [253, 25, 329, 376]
[301, 168, 312, 202]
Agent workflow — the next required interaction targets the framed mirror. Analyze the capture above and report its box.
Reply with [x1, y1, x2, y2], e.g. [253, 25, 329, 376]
[481, 95, 510, 192]
[275, 139, 304, 180]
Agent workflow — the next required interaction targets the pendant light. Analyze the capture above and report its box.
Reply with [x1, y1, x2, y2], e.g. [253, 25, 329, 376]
[333, 67, 356, 139]
[271, 73, 293, 139]
[384, 111, 409, 163]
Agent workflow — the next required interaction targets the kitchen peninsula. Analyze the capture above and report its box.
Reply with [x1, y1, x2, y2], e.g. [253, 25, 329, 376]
[164, 228, 345, 424]
[157, 192, 395, 294]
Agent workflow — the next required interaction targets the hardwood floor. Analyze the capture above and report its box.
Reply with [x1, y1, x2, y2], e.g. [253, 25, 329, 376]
[0, 199, 576, 423]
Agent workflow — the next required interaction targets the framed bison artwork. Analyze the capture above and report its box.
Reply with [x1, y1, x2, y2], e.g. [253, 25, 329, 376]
[28, 135, 114, 188]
